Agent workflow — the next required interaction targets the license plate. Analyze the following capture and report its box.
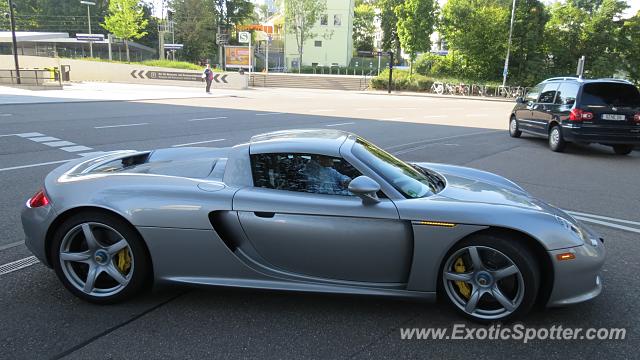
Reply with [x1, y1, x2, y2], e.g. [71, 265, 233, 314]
[601, 114, 626, 121]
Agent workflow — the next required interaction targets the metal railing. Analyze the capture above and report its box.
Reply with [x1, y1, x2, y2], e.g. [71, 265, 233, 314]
[0, 68, 63, 87]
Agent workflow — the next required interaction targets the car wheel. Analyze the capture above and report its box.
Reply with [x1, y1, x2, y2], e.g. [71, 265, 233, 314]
[548, 125, 566, 152]
[509, 116, 521, 138]
[612, 144, 634, 155]
[51, 211, 151, 304]
[439, 234, 539, 323]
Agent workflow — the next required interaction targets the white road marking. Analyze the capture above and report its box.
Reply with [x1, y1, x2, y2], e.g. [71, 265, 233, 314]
[79, 151, 106, 157]
[16, 132, 44, 138]
[0, 134, 17, 138]
[572, 215, 640, 234]
[0, 159, 71, 172]
[567, 211, 640, 227]
[386, 130, 499, 151]
[255, 112, 286, 116]
[0, 256, 39, 275]
[383, 117, 405, 121]
[188, 116, 228, 122]
[172, 138, 226, 147]
[310, 109, 335, 113]
[0, 113, 13, 117]
[465, 114, 489, 117]
[423, 115, 447, 118]
[94, 123, 149, 129]
[398, 107, 417, 110]
[43, 141, 76, 147]
[61, 145, 93, 152]
[325, 122, 355, 127]
[29, 136, 61, 142]
[355, 107, 380, 111]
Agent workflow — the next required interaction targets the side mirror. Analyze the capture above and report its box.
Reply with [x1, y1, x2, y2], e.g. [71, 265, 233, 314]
[348, 176, 381, 204]
[515, 97, 525, 104]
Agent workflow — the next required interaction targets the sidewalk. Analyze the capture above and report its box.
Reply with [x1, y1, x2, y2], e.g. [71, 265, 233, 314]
[0, 82, 238, 105]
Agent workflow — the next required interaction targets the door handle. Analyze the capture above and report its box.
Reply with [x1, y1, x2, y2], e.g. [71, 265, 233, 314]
[254, 211, 275, 218]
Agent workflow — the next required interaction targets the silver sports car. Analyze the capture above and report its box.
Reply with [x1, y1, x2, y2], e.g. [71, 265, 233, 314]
[21, 129, 605, 322]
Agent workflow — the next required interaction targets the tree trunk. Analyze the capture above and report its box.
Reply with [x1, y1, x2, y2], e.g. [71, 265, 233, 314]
[125, 39, 130, 62]
[298, 47, 302, 74]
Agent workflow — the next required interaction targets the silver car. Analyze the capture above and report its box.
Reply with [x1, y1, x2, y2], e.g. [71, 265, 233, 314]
[21, 129, 605, 322]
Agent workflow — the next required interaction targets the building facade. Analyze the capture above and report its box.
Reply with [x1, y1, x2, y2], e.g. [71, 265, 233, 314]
[284, 0, 354, 69]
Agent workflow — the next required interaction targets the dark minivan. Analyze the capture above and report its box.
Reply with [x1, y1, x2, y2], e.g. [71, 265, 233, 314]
[509, 77, 640, 154]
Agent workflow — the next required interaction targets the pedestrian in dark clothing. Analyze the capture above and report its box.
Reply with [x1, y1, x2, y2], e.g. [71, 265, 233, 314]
[202, 64, 213, 93]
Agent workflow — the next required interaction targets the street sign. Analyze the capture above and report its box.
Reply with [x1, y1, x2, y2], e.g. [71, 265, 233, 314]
[130, 70, 228, 83]
[76, 33, 104, 42]
[238, 31, 250, 44]
[164, 43, 184, 50]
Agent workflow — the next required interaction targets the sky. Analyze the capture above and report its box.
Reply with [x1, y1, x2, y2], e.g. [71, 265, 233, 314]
[149, 0, 640, 19]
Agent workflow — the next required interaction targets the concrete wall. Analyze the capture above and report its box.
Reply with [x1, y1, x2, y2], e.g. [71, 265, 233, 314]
[0, 55, 248, 90]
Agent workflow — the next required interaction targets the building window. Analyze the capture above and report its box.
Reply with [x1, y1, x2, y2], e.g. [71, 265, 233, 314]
[314, 40, 322, 47]
[320, 15, 328, 25]
[334, 14, 342, 26]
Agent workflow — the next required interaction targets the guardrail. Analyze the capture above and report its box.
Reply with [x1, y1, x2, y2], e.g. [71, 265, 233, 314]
[0, 68, 63, 88]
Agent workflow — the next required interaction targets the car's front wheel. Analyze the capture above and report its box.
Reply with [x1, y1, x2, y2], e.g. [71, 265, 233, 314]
[612, 144, 634, 155]
[51, 211, 151, 304]
[440, 234, 539, 322]
[509, 116, 521, 138]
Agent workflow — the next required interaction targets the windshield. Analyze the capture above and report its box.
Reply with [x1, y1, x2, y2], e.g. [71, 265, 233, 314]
[352, 138, 443, 198]
[581, 83, 640, 107]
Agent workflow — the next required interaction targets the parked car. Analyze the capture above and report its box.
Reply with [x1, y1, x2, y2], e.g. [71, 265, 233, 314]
[22, 130, 605, 322]
[509, 77, 640, 154]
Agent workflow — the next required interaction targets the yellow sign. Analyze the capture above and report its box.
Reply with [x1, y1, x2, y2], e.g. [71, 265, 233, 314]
[225, 46, 250, 68]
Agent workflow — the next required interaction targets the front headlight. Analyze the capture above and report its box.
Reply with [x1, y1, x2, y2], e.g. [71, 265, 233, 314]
[555, 215, 598, 246]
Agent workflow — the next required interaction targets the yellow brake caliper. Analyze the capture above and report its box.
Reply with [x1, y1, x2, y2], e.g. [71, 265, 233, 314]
[454, 257, 471, 299]
[116, 248, 131, 274]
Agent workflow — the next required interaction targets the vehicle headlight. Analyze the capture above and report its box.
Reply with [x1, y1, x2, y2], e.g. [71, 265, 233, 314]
[555, 215, 598, 246]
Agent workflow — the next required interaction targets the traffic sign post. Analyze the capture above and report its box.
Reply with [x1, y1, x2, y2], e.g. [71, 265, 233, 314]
[238, 31, 251, 74]
[76, 33, 105, 42]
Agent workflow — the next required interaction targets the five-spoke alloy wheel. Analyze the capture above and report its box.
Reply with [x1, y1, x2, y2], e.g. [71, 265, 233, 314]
[440, 234, 539, 322]
[51, 212, 150, 303]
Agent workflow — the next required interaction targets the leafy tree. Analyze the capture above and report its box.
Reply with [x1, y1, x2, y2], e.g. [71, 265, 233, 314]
[284, 0, 327, 73]
[171, 0, 217, 63]
[101, 0, 149, 61]
[508, 0, 548, 85]
[618, 11, 640, 83]
[395, 0, 437, 74]
[353, 1, 376, 52]
[440, 0, 510, 80]
[378, 0, 402, 63]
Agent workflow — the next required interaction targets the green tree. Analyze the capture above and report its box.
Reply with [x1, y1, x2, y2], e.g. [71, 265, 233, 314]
[508, 0, 548, 85]
[395, 0, 437, 74]
[171, 0, 217, 63]
[619, 11, 640, 83]
[353, 1, 376, 52]
[284, 0, 327, 73]
[101, 0, 149, 61]
[441, 0, 510, 80]
[378, 0, 402, 63]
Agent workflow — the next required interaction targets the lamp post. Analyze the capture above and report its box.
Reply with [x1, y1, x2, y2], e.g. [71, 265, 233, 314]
[502, 0, 516, 87]
[80, 1, 96, 58]
[7, 0, 20, 84]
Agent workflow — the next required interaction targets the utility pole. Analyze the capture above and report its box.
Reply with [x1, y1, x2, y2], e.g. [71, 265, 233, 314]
[7, 0, 20, 84]
[502, 0, 516, 87]
[80, 1, 96, 58]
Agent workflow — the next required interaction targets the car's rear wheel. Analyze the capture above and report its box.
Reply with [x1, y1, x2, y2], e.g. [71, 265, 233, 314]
[548, 125, 566, 152]
[51, 211, 151, 304]
[509, 116, 521, 138]
[612, 144, 634, 155]
[440, 234, 539, 323]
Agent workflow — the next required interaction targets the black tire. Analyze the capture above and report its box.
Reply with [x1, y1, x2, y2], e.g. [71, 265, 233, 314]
[612, 144, 634, 155]
[50, 211, 151, 304]
[438, 233, 540, 323]
[509, 116, 522, 138]
[548, 125, 566, 152]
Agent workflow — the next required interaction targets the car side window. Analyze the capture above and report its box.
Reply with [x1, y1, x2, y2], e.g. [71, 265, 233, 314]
[554, 82, 580, 105]
[250, 153, 362, 196]
[525, 84, 543, 103]
[538, 83, 559, 104]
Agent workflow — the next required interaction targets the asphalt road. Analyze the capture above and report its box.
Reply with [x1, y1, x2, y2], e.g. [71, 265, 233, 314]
[0, 87, 638, 359]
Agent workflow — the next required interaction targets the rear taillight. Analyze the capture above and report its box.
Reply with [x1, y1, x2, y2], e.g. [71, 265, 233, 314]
[634, 113, 640, 123]
[569, 108, 594, 121]
[27, 189, 50, 208]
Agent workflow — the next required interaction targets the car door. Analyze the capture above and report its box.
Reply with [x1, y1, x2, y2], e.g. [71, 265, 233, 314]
[531, 82, 560, 134]
[232, 152, 413, 284]
[516, 83, 543, 132]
